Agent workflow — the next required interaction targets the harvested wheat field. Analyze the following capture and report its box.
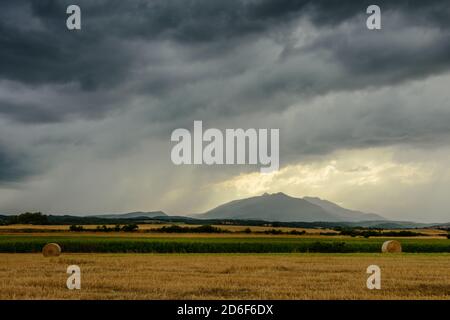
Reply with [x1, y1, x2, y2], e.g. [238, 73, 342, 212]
[0, 253, 449, 300]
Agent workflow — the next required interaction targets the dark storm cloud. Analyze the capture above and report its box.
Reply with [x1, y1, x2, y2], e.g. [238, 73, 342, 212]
[0, 146, 33, 183]
[0, 14, 133, 89]
[1, 0, 450, 186]
[1, 0, 449, 90]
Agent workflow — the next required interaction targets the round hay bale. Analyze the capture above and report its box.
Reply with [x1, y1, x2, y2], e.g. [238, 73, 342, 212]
[381, 240, 402, 253]
[42, 243, 62, 257]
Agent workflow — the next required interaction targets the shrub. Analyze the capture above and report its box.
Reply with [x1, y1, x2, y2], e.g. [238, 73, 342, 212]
[157, 225, 184, 233]
[153, 224, 226, 234]
[195, 225, 225, 233]
[289, 230, 306, 235]
[91, 224, 138, 232]
[266, 229, 284, 235]
[96, 225, 111, 232]
[320, 232, 338, 236]
[382, 230, 424, 237]
[121, 224, 139, 232]
[69, 225, 84, 232]
[340, 228, 424, 238]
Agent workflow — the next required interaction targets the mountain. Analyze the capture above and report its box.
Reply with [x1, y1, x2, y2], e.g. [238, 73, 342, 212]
[93, 211, 167, 219]
[303, 197, 385, 221]
[200, 193, 386, 222]
[202, 192, 340, 222]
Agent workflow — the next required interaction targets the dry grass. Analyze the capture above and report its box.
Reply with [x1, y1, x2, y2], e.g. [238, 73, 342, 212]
[0, 253, 448, 300]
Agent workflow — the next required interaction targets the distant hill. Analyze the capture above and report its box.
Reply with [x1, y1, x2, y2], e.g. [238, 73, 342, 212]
[435, 222, 450, 229]
[200, 193, 386, 223]
[303, 197, 385, 221]
[93, 211, 167, 219]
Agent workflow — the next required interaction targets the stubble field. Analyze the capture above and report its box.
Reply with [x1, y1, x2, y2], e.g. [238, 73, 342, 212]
[0, 253, 449, 300]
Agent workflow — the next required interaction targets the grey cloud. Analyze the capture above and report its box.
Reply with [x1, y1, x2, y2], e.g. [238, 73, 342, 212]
[0, 0, 448, 131]
[276, 73, 450, 165]
[0, 146, 33, 183]
[1, 0, 449, 90]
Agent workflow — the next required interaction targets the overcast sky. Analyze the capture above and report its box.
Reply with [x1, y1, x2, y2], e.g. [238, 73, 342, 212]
[1, 0, 450, 222]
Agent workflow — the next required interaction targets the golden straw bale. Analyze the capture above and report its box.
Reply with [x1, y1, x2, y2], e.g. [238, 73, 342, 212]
[42, 243, 62, 257]
[381, 240, 402, 253]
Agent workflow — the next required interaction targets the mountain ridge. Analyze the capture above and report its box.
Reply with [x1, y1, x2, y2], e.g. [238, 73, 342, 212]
[200, 192, 386, 222]
[303, 196, 385, 221]
[93, 211, 167, 219]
